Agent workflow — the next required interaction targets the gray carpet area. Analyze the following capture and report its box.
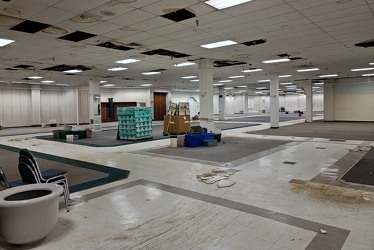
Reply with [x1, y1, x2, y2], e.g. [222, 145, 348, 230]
[247, 120, 374, 141]
[341, 148, 374, 186]
[148, 137, 289, 164]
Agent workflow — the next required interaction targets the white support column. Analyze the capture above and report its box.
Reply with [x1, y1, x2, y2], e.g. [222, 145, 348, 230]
[198, 59, 215, 132]
[324, 84, 334, 121]
[218, 87, 225, 121]
[30, 86, 41, 125]
[88, 78, 101, 131]
[243, 93, 249, 114]
[270, 75, 280, 128]
[305, 80, 313, 122]
[75, 88, 79, 125]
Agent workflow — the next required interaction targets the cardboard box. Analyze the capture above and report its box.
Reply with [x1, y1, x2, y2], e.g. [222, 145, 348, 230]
[164, 115, 190, 134]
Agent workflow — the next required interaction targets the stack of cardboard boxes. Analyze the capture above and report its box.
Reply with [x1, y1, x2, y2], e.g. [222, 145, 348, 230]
[164, 102, 191, 135]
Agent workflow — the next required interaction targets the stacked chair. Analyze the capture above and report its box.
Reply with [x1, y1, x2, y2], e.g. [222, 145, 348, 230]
[18, 148, 70, 211]
[0, 167, 23, 189]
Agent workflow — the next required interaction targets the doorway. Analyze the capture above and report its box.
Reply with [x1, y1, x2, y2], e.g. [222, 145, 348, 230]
[153, 92, 167, 120]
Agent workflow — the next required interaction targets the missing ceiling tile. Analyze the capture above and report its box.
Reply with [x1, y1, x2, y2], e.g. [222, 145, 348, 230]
[10, 20, 51, 34]
[59, 31, 96, 42]
[161, 8, 196, 22]
[241, 39, 267, 46]
[355, 39, 374, 48]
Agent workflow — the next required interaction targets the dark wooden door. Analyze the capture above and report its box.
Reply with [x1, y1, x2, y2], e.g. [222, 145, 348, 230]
[153, 92, 167, 120]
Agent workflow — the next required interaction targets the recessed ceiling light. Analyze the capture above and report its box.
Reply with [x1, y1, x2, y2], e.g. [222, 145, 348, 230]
[237, 86, 248, 88]
[115, 59, 140, 64]
[174, 62, 196, 67]
[228, 75, 245, 78]
[314, 82, 324, 85]
[219, 80, 232, 83]
[181, 76, 197, 79]
[142, 72, 161, 75]
[213, 83, 224, 86]
[258, 79, 270, 82]
[242, 68, 263, 72]
[0, 38, 15, 47]
[205, 0, 253, 10]
[362, 73, 374, 76]
[319, 74, 338, 77]
[351, 67, 374, 71]
[190, 79, 199, 82]
[256, 87, 267, 90]
[107, 67, 127, 71]
[279, 75, 292, 78]
[262, 58, 290, 64]
[102, 84, 115, 87]
[255, 91, 263, 94]
[63, 69, 82, 73]
[312, 86, 320, 89]
[296, 68, 319, 72]
[280, 82, 293, 85]
[41, 80, 55, 83]
[286, 85, 297, 88]
[141, 83, 153, 87]
[369, 63, 374, 65]
[28, 76, 43, 79]
[56, 83, 69, 86]
[224, 87, 234, 89]
[100, 80, 107, 83]
[200, 40, 237, 49]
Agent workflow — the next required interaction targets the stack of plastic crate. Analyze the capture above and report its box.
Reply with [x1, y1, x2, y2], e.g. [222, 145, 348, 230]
[117, 107, 153, 140]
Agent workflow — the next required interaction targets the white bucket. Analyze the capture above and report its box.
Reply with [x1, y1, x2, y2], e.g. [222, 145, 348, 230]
[170, 137, 177, 147]
[41, 123, 46, 128]
[66, 134, 74, 143]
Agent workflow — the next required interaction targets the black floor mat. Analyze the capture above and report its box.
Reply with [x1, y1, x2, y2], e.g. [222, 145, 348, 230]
[341, 148, 374, 186]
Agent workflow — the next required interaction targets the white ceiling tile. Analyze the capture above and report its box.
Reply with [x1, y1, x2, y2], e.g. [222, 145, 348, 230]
[108, 9, 156, 26]
[53, 0, 106, 14]
[89, 3, 136, 21]
[81, 22, 123, 35]
[287, 0, 336, 10]
[307, 5, 370, 22]
[250, 12, 305, 28]
[102, 29, 142, 39]
[28, 7, 76, 25]
[140, 0, 200, 15]
[297, 0, 368, 16]
[147, 22, 191, 36]
[130, 17, 174, 32]
[236, 4, 295, 23]
[0, 1, 49, 19]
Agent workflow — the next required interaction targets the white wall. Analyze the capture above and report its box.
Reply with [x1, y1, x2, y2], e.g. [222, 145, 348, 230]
[334, 83, 374, 121]
[100, 88, 150, 104]
[40, 89, 77, 124]
[170, 92, 200, 117]
[0, 87, 32, 127]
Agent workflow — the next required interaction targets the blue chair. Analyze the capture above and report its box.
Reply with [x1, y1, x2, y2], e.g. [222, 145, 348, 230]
[0, 167, 23, 189]
[19, 149, 70, 211]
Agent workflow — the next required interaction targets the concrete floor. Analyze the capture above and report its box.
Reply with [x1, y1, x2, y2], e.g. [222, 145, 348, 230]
[0, 114, 373, 250]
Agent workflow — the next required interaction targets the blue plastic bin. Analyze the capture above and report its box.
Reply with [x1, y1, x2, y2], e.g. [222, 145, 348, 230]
[202, 133, 214, 140]
[185, 134, 204, 147]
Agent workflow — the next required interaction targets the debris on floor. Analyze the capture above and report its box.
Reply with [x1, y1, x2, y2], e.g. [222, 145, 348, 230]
[197, 169, 235, 188]
[320, 229, 327, 234]
[348, 145, 373, 153]
[7, 137, 35, 142]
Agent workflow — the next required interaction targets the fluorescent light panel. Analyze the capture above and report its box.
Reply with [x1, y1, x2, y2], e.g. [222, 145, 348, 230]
[262, 58, 290, 64]
[362, 73, 374, 76]
[258, 79, 270, 83]
[279, 75, 292, 78]
[228, 75, 245, 78]
[141, 84, 153, 87]
[107, 67, 127, 71]
[0, 38, 15, 47]
[351, 67, 374, 71]
[237, 86, 248, 88]
[115, 59, 140, 64]
[205, 0, 253, 10]
[190, 79, 199, 82]
[319, 74, 338, 77]
[224, 87, 234, 89]
[296, 68, 319, 72]
[142, 72, 161, 75]
[219, 80, 232, 83]
[213, 83, 224, 86]
[103, 84, 115, 87]
[41, 80, 55, 83]
[174, 62, 196, 67]
[280, 82, 293, 85]
[370, 63, 374, 65]
[63, 69, 82, 73]
[242, 68, 263, 73]
[181, 76, 197, 79]
[200, 40, 237, 49]
[28, 76, 43, 79]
